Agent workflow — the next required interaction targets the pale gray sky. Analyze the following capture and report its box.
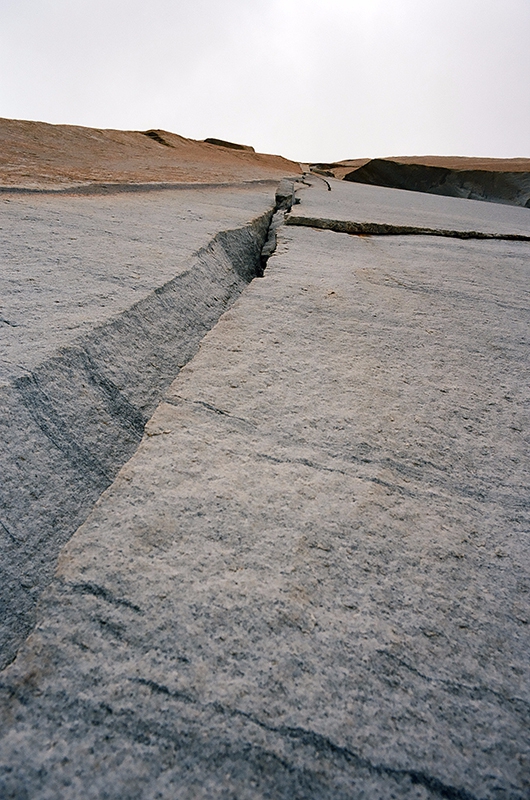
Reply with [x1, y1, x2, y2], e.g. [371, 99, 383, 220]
[1, 0, 529, 162]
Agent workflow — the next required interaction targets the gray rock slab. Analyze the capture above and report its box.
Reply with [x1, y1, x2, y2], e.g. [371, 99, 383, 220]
[0, 184, 276, 670]
[290, 176, 530, 238]
[0, 184, 276, 381]
[1, 220, 528, 798]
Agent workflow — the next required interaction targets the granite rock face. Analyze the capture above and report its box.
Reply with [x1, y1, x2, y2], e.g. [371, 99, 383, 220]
[0, 179, 529, 798]
[344, 158, 530, 208]
[0, 185, 277, 670]
[289, 176, 530, 238]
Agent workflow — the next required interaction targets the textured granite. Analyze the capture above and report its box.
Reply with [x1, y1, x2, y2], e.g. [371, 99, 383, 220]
[1, 182, 528, 797]
[289, 176, 530, 238]
[0, 184, 276, 670]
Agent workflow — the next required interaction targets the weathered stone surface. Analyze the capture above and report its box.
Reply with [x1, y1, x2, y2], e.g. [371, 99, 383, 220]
[320, 156, 530, 183]
[0, 182, 528, 798]
[204, 138, 256, 152]
[0, 185, 276, 669]
[289, 176, 530, 238]
[343, 159, 530, 208]
[0, 117, 300, 189]
[0, 185, 277, 376]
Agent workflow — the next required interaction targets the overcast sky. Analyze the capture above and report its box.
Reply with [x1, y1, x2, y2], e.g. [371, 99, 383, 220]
[1, 0, 529, 162]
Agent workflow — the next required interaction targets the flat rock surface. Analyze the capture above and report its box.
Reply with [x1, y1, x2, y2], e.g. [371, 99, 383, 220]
[291, 177, 530, 237]
[0, 184, 276, 383]
[1, 183, 528, 798]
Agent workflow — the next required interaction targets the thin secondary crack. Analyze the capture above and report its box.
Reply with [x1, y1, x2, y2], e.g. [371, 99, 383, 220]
[257, 451, 349, 476]
[129, 677, 480, 800]
[303, 172, 332, 191]
[160, 401, 493, 504]
[69, 581, 143, 614]
[286, 215, 530, 242]
[194, 399, 234, 417]
[0, 518, 19, 544]
[256, 452, 416, 497]
[14, 373, 111, 485]
[164, 395, 257, 428]
[77, 349, 146, 437]
[159, 405, 415, 496]
[374, 274, 530, 313]
[378, 650, 530, 719]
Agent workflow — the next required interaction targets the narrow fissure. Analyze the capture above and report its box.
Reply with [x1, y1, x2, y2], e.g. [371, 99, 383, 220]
[285, 215, 530, 241]
[0, 206, 275, 672]
[259, 179, 297, 273]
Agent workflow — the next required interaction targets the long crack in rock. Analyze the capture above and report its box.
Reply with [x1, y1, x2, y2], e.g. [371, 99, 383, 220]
[288, 175, 530, 239]
[286, 214, 530, 241]
[0, 185, 276, 670]
[0, 177, 528, 798]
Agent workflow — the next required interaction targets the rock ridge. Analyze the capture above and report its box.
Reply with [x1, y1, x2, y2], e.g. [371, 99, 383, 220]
[344, 158, 530, 208]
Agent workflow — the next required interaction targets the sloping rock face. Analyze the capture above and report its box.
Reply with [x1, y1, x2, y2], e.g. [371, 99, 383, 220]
[0, 185, 278, 671]
[289, 175, 530, 238]
[204, 138, 255, 152]
[344, 158, 530, 207]
[320, 155, 530, 181]
[0, 178, 529, 798]
[0, 117, 300, 189]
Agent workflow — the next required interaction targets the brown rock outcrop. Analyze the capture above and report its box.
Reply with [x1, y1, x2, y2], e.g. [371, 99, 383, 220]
[342, 158, 530, 207]
[0, 117, 300, 189]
